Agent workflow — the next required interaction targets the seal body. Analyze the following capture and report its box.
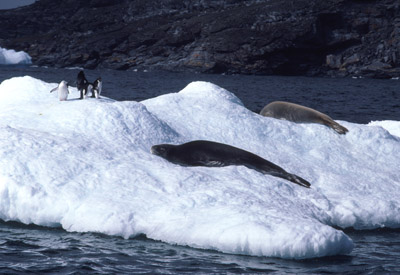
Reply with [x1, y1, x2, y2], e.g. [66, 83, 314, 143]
[151, 140, 311, 188]
[260, 101, 348, 134]
[50, 80, 69, 101]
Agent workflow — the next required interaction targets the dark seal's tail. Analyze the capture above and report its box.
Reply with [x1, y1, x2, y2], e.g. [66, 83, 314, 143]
[286, 173, 311, 188]
[252, 162, 312, 188]
[265, 170, 311, 188]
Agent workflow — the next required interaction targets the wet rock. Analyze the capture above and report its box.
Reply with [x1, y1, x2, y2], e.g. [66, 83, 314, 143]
[0, 0, 399, 78]
[326, 54, 342, 69]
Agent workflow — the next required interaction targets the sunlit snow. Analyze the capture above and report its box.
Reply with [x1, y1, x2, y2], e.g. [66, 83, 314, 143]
[0, 76, 399, 259]
[368, 120, 400, 138]
[0, 47, 32, 65]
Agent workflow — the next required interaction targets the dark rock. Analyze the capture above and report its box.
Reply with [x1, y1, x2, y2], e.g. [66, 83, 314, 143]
[0, 0, 399, 78]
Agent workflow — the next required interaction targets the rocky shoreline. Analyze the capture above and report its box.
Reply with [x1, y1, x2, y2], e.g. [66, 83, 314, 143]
[1, 0, 399, 78]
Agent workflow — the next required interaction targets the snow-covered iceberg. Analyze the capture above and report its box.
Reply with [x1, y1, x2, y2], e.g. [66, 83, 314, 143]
[0, 76, 399, 259]
[0, 47, 32, 65]
[368, 120, 400, 138]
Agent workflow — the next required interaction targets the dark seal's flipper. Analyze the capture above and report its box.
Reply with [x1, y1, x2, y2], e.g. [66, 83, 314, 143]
[245, 158, 311, 188]
[151, 140, 311, 189]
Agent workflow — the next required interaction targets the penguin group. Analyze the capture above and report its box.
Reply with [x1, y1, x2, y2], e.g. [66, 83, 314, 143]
[76, 70, 102, 100]
[49, 70, 102, 101]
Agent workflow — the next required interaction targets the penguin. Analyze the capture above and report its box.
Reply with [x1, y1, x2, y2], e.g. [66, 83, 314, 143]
[76, 70, 91, 99]
[50, 80, 70, 101]
[92, 77, 102, 99]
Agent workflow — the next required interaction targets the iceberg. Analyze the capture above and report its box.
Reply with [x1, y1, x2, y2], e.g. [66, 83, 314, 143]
[0, 76, 399, 259]
[368, 120, 400, 138]
[0, 47, 32, 65]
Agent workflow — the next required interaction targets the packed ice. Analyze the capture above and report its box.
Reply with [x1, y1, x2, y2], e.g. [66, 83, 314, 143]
[0, 47, 32, 65]
[0, 76, 399, 259]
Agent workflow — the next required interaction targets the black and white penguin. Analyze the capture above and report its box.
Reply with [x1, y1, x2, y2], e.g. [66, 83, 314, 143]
[92, 77, 102, 99]
[76, 70, 91, 99]
[50, 80, 70, 101]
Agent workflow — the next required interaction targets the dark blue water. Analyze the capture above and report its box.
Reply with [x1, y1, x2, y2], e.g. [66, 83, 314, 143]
[1, 66, 400, 274]
[1, 65, 399, 123]
[1, 220, 400, 274]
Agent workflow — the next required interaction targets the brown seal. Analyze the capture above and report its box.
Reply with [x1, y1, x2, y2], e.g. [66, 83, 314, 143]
[260, 101, 348, 134]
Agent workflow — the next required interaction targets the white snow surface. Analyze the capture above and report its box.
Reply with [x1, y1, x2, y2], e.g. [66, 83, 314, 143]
[1, 76, 400, 259]
[0, 47, 32, 65]
[368, 120, 400, 138]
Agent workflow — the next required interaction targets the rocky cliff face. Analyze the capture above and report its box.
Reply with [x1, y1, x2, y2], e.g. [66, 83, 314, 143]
[1, 0, 399, 78]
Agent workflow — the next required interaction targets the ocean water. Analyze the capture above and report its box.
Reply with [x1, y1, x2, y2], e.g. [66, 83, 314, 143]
[0, 66, 400, 274]
[1, 65, 399, 123]
[1, 220, 399, 274]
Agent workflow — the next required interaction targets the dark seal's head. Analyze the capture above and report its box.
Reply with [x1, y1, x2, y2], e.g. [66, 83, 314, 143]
[150, 144, 175, 159]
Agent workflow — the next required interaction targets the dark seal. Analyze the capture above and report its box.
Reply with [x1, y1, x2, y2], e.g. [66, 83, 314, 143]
[260, 101, 348, 134]
[151, 140, 311, 188]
